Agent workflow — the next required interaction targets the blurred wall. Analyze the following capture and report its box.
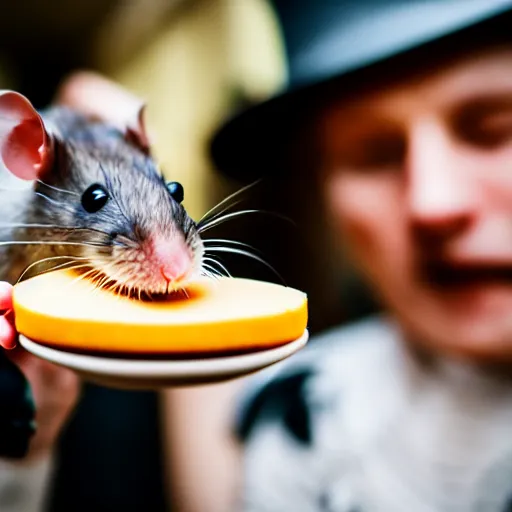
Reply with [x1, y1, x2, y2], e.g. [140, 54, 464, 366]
[102, 0, 286, 220]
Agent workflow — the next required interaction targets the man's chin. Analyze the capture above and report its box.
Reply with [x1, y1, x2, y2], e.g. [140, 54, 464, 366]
[409, 305, 512, 365]
[391, 285, 512, 364]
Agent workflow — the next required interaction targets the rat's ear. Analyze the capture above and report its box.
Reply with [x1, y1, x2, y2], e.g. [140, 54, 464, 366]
[123, 103, 150, 153]
[55, 71, 151, 153]
[0, 91, 53, 181]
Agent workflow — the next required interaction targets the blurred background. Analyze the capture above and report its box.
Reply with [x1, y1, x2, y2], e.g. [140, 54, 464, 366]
[0, 0, 378, 510]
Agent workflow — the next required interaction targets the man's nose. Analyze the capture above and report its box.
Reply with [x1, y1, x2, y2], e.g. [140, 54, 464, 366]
[406, 119, 475, 239]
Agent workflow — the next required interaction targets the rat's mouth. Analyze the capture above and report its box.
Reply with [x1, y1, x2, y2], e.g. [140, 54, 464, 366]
[421, 261, 512, 289]
[67, 264, 195, 299]
[77, 235, 206, 298]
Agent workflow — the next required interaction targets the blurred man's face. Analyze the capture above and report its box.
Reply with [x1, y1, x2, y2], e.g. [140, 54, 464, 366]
[320, 46, 512, 362]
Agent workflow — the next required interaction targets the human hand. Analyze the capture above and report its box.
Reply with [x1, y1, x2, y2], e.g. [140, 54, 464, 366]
[0, 282, 17, 350]
[0, 281, 80, 462]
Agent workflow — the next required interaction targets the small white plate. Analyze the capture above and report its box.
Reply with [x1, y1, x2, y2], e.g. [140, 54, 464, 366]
[19, 331, 309, 389]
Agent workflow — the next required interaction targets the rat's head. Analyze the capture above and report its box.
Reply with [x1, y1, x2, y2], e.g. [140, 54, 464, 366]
[0, 90, 204, 295]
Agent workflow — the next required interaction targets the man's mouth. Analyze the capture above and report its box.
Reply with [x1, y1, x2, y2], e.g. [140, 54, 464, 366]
[422, 261, 512, 289]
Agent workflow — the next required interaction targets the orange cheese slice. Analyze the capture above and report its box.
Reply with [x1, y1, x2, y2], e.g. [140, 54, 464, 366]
[13, 270, 308, 355]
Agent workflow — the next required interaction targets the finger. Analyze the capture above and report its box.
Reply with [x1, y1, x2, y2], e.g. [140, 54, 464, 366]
[0, 313, 17, 349]
[15, 355, 81, 461]
[0, 281, 13, 311]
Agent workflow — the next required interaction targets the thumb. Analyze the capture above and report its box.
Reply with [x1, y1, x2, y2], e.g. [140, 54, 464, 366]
[0, 282, 16, 350]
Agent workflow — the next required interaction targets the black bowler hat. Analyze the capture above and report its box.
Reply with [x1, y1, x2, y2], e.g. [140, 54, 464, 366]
[209, 0, 512, 182]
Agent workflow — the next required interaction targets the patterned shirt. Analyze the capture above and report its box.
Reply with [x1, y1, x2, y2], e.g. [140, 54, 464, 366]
[235, 316, 512, 512]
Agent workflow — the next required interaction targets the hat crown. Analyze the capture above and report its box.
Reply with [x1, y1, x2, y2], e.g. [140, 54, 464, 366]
[210, 0, 512, 180]
[273, 0, 512, 90]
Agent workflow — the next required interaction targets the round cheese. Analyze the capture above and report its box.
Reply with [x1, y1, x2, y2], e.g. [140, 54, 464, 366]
[13, 270, 308, 355]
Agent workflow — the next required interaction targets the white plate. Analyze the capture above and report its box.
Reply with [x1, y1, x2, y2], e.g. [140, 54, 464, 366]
[19, 331, 309, 390]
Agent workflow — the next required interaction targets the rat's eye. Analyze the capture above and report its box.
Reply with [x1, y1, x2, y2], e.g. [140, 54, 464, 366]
[167, 181, 184, 203]
[82, 184, 109, 213]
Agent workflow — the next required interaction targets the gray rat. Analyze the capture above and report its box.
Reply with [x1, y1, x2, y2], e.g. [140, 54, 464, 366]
[0, 85, 258, 460]
[0, 90, 205, 295]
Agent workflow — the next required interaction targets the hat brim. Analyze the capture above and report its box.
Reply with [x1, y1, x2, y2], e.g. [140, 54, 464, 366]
[209, 5, 512, 182]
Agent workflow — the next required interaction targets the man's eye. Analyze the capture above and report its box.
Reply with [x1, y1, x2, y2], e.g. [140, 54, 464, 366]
[331, 136, 405, 172]
[364, 137, 405, 168]
[456, 103, 512, 149]
[471, 112, 512, 147]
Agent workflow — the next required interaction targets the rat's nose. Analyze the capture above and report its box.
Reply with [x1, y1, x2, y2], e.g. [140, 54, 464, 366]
[159, 253, 191, 282]
[149, 235, 192, 282]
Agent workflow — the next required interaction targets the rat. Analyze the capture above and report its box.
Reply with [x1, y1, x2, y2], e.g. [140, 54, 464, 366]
[0, 81, 259, 459]
[0, 89, 205, 296]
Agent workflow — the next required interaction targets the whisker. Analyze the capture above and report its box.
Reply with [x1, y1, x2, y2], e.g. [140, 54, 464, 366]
[105, 280, 123, 299]
[200, 267, 214, 278]
[97, 273, 114, 293]
[103, 265, 136, 291]
[198, 209, 294, 234]
[87, 258, 143, 296]
[198, 210, 259, 233]
[201, 263, 222, 280]
[0, 240, 108, 248]
[105, 261, 143, 289]
[35, 192, 66, 207]
[203, 256, 231, 278]
[202, 260, 222, 274]
[204, 247, 285, 284]
[198, 180, 261, 224]
[109, 282, 124, 301]
[0, 223, 116, 239]
[25, 262, 93, 283]
[0, 223, 64, 230]
[16, 255, 89, 283]
[71, 257, 127, 291]
[202, 261, 221, 275]
[37, 180, 79, 196]
[202, 238, 263, 255]
[99, 277, 121, 296]
[104, 267, 130, 292]
[198, 199, 244, 227]
[88, 261, 122, 295]
[106, 275, 128, 296]
[66, 267, 102, 290]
